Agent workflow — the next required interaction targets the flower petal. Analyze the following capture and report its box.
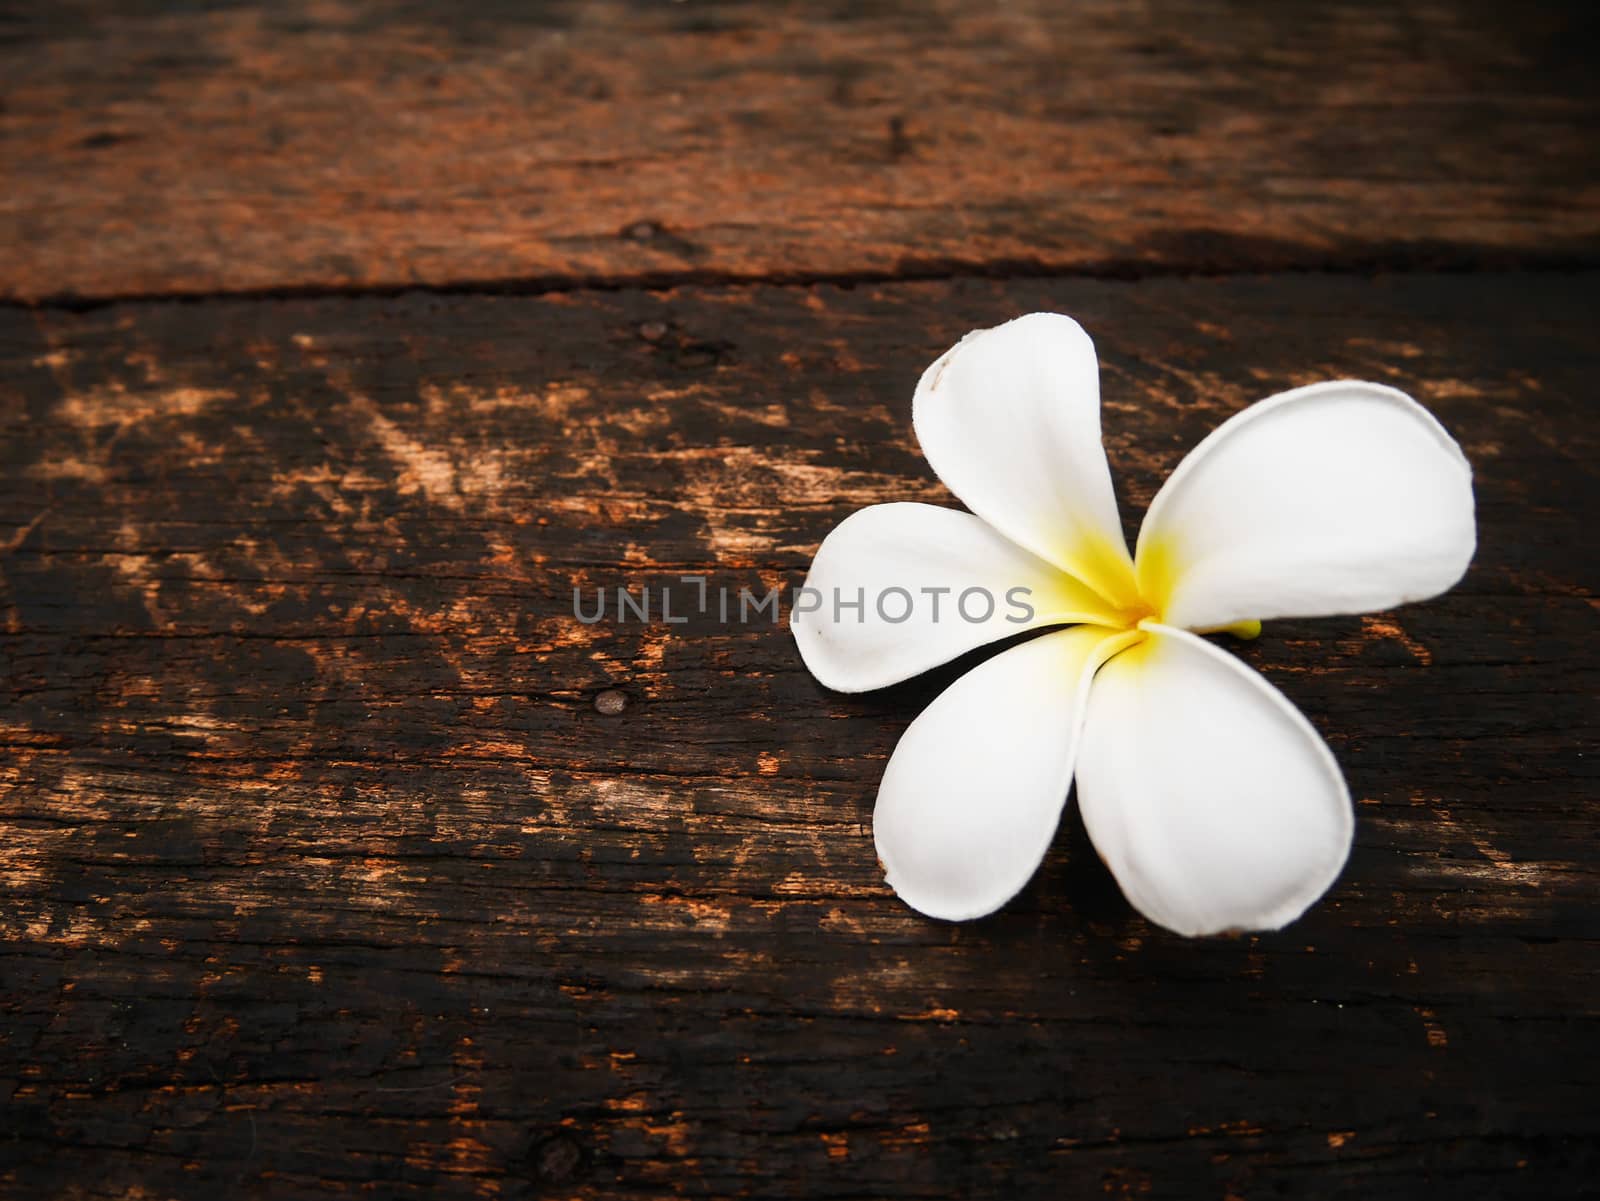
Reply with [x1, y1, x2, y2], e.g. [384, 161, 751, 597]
[1136, 381, 1476, 631]
[792, 502, 1119, 693]
[1075, 624, 1352, 937]
[874, 625, 1134, 921]
[913, 313, 1138, 608]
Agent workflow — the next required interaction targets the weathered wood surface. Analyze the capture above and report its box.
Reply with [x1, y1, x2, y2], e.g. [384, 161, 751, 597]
[2, 273, 1596, 1198]
[2, 0, 1598, 302]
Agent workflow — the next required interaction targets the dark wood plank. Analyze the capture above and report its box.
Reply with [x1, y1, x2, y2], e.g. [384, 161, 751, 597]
[2, 273, 1597, 1198]
[2, 1, 1597, 302]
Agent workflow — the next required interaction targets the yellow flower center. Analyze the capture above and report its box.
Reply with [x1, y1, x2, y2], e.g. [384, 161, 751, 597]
[1069, 532, 1260, 642]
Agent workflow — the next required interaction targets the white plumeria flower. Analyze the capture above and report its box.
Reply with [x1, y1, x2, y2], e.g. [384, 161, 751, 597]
[792, 313, 1476, 936]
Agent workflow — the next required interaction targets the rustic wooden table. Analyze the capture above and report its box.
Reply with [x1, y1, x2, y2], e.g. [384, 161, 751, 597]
[3, 3, 1597, 1199]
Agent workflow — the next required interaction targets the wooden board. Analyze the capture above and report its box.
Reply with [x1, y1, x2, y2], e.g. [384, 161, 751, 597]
[2, 273, 1596, 1198]
[2, 0, 1598, 302]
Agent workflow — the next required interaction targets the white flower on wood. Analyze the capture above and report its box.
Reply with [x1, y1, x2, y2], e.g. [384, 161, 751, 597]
[793, 314, 1476, 935]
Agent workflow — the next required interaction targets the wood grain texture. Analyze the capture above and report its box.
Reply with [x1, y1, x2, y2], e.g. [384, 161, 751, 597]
[2, 273, 1597, 1198]
[2, 0, 1598, 302]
